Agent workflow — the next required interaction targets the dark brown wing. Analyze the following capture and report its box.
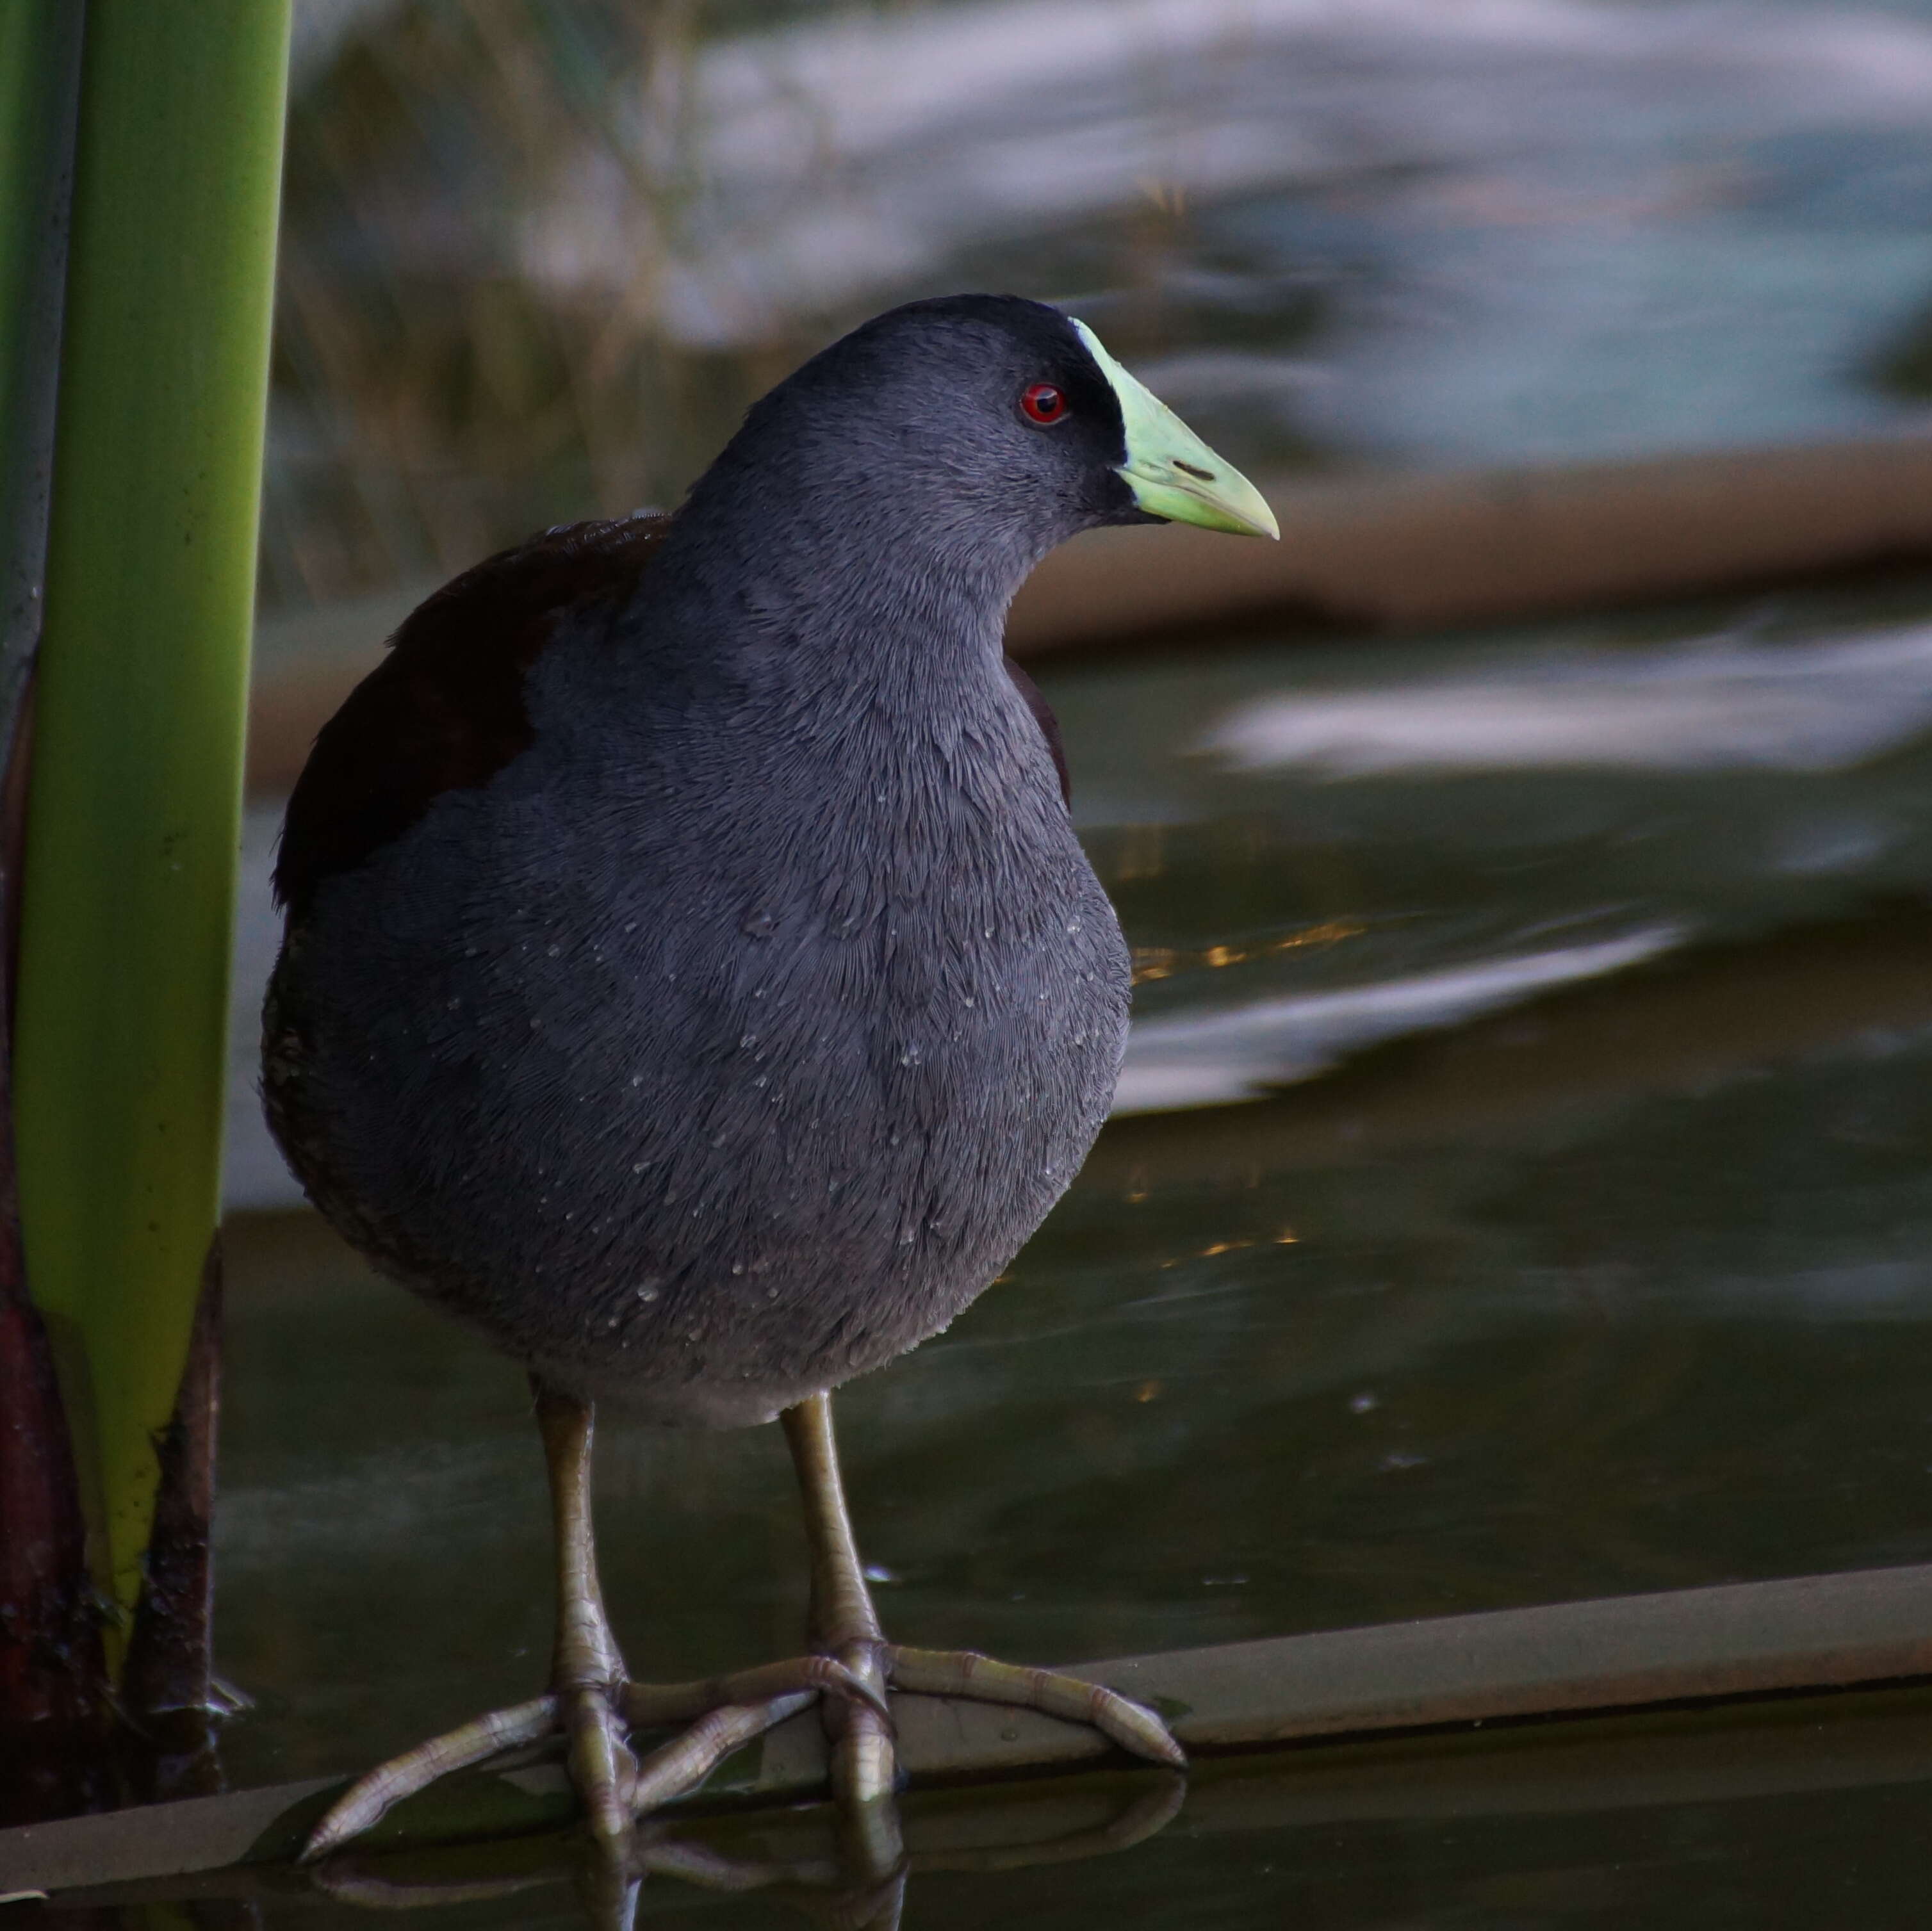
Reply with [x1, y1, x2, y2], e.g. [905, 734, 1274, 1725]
[272, 514, 671, 915]
[1002, 653, 1070, 805]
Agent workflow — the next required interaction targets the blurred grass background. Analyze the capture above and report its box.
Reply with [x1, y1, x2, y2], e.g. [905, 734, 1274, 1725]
[264, 0, 1932, 617]
[273, 0, 728, 604]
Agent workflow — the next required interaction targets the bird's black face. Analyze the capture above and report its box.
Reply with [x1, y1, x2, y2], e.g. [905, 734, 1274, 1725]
[730, 295, 1275, 572]
[872, 297, 1152, 535]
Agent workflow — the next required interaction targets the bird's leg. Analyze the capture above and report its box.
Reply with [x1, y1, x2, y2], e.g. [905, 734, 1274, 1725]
[784, 1396, 892, 1784]
[300, 1381, 631, 1861]
[783, 1393, 904, 1880]
[782, 1392, 1186, 1796]
[614, 1398, 903, 1837]
[536, 1381, 636, 1848]
[304, 1380, 1175, 1868]
[303, 1381, 887, 1864]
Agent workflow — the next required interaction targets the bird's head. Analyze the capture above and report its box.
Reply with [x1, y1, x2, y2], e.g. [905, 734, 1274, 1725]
[690, 294, 1277, 587]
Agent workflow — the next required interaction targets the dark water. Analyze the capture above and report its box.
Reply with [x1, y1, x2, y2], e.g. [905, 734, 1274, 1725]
[195, 559, 1932, 1924]
[149, 1698, 1932, 1924]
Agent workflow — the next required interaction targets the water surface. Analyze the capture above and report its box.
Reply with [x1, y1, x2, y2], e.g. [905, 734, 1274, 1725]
[203, 3, 1932, 1917]
[213, 569, 1932, 1930]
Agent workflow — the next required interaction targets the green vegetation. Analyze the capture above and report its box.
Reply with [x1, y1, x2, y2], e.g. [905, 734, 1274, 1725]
[14, 3, 292, 1647]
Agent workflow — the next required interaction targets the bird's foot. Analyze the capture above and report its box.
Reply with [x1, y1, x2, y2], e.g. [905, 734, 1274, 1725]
[299, 1654, 888, 1862]
[611, 1642, 1181, 1857]
[619, 1654, 889, 1815]
[771, 1394, 1186, 1818]
[794, 1637, 1183, 1819]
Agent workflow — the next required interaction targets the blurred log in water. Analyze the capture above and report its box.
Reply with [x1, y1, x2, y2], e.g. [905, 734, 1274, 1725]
[1006, 437, 1932, 658]
[245, 436, 1932, 797]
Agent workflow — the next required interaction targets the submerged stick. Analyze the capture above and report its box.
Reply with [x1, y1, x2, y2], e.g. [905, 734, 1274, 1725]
[13, 1560, 1932, 1893]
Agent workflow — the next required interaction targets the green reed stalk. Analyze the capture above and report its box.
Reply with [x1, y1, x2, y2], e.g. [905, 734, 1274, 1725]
[13, 3, 292, 1646]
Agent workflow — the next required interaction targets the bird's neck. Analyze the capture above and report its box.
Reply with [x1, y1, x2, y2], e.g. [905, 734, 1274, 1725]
[642, 450, 1046, 701]
[531, 480, 1059, 830]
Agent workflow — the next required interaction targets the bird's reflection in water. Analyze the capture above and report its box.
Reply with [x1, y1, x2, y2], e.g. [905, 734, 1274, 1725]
[307, 1768, 1185, 1928]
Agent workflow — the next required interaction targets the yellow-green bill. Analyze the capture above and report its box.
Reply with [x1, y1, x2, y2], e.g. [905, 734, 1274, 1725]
[1073, 317, 1279, 540]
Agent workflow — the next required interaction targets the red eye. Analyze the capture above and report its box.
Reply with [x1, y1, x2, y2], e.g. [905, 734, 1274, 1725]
[1020, 382, 1067, 425]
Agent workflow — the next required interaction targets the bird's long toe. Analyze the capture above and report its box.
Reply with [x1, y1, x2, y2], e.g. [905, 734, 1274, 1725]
[626, 1688, 818, 1814]
[883, 1643, 1185, 1766]
[299, 1693, 561, 1862]
[622, 1652, 890, 1729]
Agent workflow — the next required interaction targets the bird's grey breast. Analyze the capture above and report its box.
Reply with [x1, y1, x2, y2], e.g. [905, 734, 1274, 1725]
[270, 630, 1127, 1415]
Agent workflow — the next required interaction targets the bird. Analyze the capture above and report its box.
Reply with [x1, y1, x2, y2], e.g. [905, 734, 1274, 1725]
[263, 293, 1277, 1866]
